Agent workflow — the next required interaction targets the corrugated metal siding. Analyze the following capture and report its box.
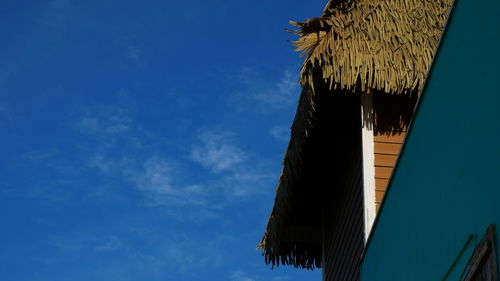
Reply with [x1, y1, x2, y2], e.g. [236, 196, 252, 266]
[321, 93, 364, 281]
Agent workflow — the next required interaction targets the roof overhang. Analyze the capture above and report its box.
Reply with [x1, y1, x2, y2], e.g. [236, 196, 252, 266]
[259, 0, 453, 269]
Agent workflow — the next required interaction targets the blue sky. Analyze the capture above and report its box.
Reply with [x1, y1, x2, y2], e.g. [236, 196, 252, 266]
[0, 0, 324, 280]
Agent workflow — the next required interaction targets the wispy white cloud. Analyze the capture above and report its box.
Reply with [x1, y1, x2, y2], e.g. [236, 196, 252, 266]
[72, 107, 274, 219]
[44, 228, 230, 278]
[94, 236, 122, 252]
[87, 153, 115, 174]
[270, 126, 290, 142]
[252, 70, 299, 109]
[189, 130, 274, 200]
[78, 110, 130, 135]
[74, 106, 210, 210]
[126, 233, 227, 276]
[227, 68, 300, 111]
[125, 45, 145, 66]
[190, 131, 246, 173]
[136, 157, 176, 195]
[162, 237, 223, 272]
[135, 157, 206, 206]
[222, 169, 274, 198]
[230, 271, 256, 281]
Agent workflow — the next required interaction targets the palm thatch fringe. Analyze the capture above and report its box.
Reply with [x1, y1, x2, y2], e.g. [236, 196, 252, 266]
[259, 0, 453, 269]
[258, 85, 321, 269]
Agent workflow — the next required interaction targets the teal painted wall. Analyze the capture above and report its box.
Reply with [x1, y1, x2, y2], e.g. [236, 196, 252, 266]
[361, 0, 500, 280]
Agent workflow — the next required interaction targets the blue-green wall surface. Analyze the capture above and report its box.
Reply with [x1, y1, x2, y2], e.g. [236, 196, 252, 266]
[361, 0, 500, 280]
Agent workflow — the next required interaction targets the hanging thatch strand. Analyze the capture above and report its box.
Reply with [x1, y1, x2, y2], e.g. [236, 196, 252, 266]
[259, 0, 453, 269]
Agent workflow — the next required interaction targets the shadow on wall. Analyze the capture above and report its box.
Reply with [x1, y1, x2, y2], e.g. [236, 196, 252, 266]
[372, 91, 418, 136]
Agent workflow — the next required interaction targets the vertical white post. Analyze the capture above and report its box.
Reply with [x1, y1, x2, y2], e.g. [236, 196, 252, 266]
[361, 92, 376, 241]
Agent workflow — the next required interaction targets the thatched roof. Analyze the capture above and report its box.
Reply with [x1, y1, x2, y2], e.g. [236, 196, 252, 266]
[293, 0, 452, 95]
[259, 0, 453, 269]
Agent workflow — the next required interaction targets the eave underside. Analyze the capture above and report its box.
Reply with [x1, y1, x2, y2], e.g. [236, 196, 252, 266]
[260, 84, 363, 269]
[259, 84, 419, 269]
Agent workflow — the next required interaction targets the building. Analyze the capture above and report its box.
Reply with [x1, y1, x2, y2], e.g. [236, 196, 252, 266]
[361, 0, 500, 279]
[258, 0, 462, 280]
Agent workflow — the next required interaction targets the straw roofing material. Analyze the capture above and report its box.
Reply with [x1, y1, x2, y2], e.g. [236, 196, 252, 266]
[294, 0, 452, 95]
[259, 0, 453, 269]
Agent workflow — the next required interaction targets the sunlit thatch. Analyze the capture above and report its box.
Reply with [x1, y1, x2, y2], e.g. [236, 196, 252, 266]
[293, 0, 452, 95]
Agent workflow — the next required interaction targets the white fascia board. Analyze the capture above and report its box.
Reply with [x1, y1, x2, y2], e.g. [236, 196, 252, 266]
[361, 93, 376, 242]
